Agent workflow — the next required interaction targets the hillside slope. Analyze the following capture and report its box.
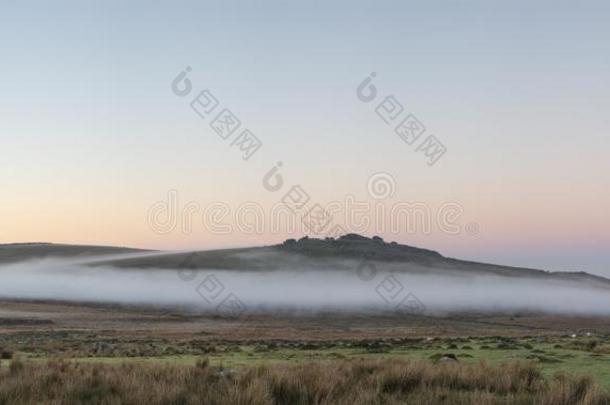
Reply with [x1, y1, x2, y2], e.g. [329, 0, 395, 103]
[87, 234, 610, 291]
[0, 243, 150, 264]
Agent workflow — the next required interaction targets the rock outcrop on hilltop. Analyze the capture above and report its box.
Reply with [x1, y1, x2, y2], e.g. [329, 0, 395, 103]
[277, 234, 444, 263]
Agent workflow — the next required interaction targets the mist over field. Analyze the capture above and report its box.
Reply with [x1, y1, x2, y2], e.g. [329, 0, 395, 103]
[1, 256, 610, 316]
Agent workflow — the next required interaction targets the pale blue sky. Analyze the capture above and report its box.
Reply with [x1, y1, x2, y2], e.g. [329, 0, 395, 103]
[1, 1, 609, 275]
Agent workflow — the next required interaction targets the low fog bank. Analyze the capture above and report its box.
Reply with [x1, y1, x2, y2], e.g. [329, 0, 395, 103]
[1, 258, 610, 316]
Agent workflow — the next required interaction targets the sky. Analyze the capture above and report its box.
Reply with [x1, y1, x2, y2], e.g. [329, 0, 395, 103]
[1, 1, 609, 275]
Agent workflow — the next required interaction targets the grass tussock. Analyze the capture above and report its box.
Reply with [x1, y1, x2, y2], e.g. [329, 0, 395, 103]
[0, 357, 608, 405]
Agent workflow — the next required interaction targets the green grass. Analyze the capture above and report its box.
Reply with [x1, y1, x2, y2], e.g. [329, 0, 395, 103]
[19, 337, 610, 390]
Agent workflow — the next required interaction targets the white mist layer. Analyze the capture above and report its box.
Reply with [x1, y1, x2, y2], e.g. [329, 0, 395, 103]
[1, 258, 610, 316]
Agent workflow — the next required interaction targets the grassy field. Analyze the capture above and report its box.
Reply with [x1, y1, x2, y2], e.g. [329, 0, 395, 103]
[1, 356, 609, 404]
[5, 335, 610, 391]
[3, 300, 610, 403]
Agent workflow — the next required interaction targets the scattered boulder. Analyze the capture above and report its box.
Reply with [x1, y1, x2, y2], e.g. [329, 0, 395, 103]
[430, 353, 459, 363]
[0, 349, 13, 360]
[439, 355, 459, 363]
[91, 342, 115, 355]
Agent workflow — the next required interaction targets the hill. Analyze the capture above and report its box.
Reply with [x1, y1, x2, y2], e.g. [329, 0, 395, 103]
[0, 243, 150, 265]
[80, 234, 610, 291]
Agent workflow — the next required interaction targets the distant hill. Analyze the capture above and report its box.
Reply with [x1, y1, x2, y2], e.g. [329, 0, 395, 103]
[2, 235, 608, 291]
[0, 243, 150, 264]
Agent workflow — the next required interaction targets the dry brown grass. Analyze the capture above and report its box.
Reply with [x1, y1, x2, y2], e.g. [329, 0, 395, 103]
[0, 357, 608, 405]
